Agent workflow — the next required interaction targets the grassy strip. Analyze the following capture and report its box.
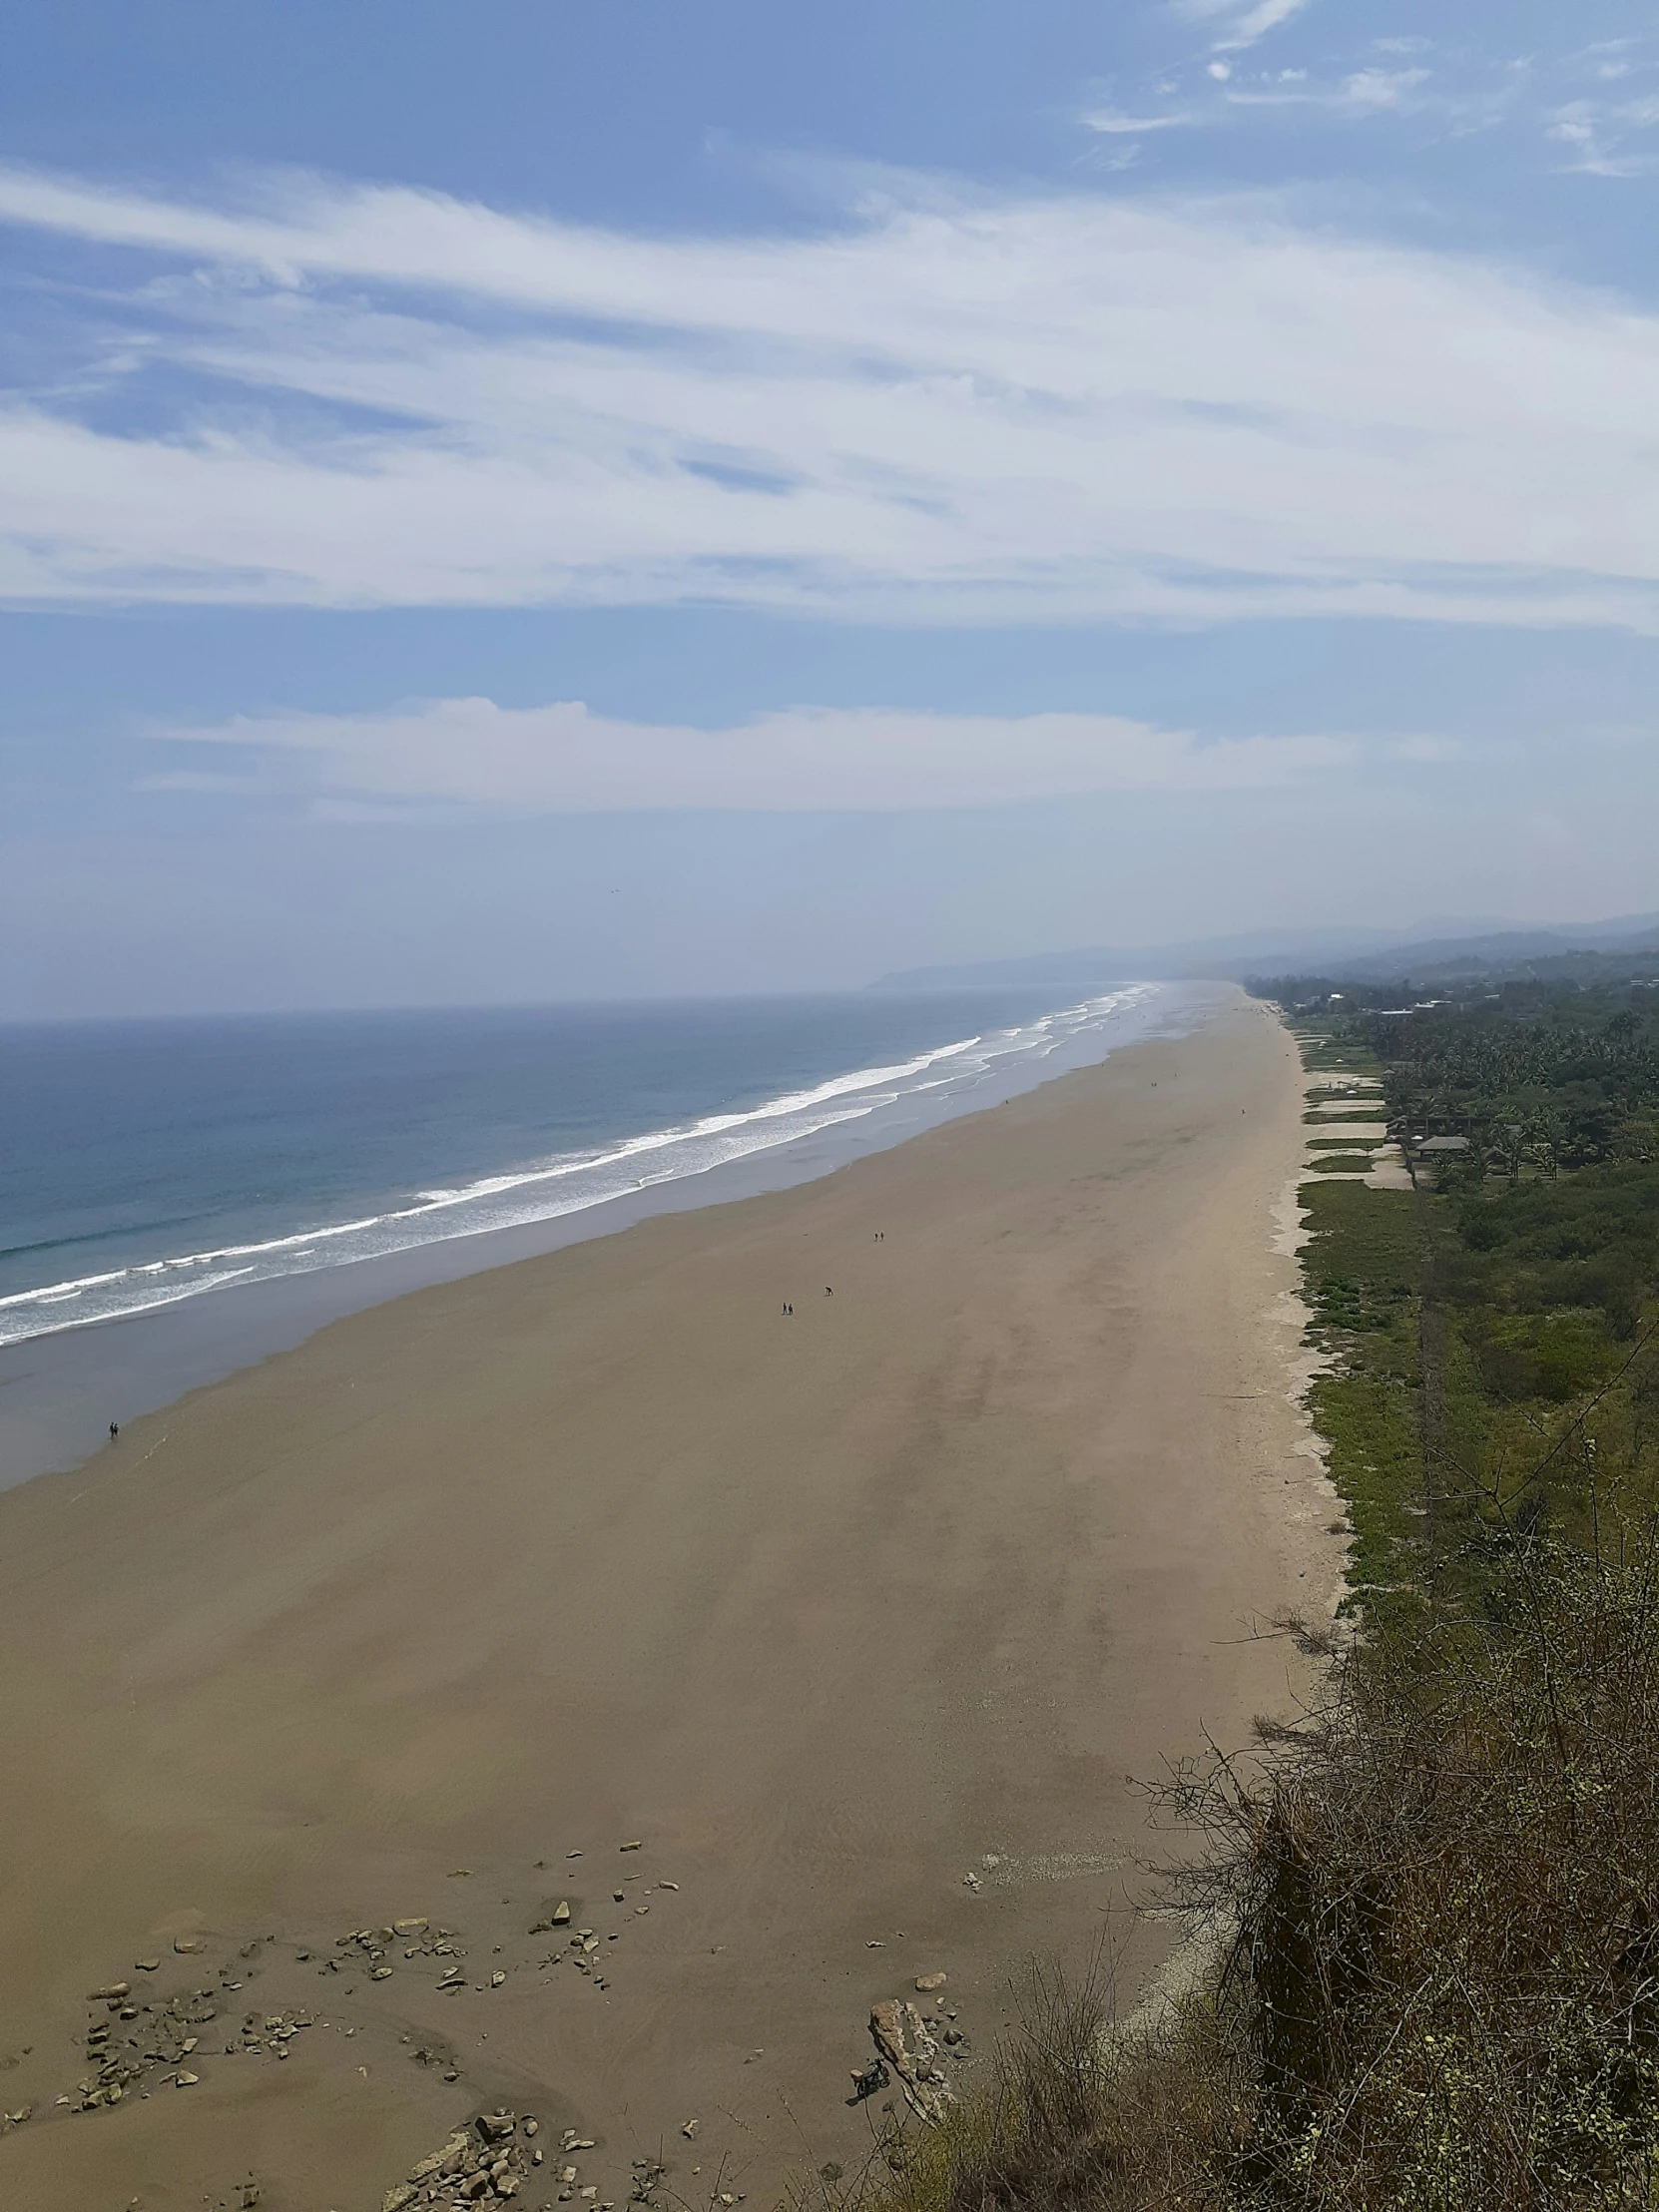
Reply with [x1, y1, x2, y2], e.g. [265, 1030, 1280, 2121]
[1295, 1173, 1425, 1611]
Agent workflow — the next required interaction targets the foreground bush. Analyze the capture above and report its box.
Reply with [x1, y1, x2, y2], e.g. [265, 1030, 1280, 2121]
[845, 1528, 1659, 2211]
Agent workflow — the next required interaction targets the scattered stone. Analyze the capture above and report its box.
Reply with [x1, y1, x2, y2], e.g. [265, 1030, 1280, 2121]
[656, 1881, 678, 1892]
[174, 2071, 200, 2087]
[619, 1840, 642, 1852]
[135, 1958, 160, 1972]
[682, 2119, 700, 2139]
[395, 2114, 538, 2204]
[914, 1973, 947, 1992]
[393, 1917, 428, 1936]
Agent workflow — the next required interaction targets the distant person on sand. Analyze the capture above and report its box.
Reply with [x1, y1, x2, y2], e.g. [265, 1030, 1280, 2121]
[826, 1286, 833, 1296]
[109, 1421, 118, 1440]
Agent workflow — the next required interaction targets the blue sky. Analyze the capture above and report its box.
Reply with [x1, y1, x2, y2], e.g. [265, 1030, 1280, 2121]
[4, 0, 1658, 1013]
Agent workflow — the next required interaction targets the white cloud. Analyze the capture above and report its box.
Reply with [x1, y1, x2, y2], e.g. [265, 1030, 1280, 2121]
[157, 697, 1354, 814]
[2, 164, 1659, 629]
[1336, 66, 1431, 112]
[1082, 107, 1195, 134]
[1546, 91, 1659, 176]
[1225, 67, 1432, 115]
[1214, 0, 1314, 52]
[1172, 0, 1314, 53]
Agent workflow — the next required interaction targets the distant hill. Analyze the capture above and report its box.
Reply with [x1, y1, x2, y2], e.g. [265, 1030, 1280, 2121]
[867, 913, 1659, 994]
[1311, 917, 1659, 984]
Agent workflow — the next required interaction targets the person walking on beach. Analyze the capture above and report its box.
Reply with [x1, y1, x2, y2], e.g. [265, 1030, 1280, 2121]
[109, 1421, 119, 1440]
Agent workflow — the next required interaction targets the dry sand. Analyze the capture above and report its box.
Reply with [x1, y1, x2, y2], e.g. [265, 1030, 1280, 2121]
[0, 990, 1337, 2211]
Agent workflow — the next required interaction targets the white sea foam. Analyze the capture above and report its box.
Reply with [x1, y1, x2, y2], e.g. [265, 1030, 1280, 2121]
[0, 986, 1164, 1346]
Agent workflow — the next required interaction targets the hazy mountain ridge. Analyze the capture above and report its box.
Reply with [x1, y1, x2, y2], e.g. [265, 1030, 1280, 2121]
[867, 913, 1659, 993]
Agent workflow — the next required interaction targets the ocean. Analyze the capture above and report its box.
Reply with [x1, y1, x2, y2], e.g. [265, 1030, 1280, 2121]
[0, 984, 1178, 1354]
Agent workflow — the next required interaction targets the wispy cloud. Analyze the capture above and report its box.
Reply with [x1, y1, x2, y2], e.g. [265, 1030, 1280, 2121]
[1081, 107, 1196, 135]
[1547, 90, 1659, 176]
[1214, 0, 1315, 53]
[1137, 23, 1639, 166]
[156, 698, 1354, 813]
[1172, 0, 1315, 55]
[2, 164, 1659, 630]
[1226, 66, 1432, 115]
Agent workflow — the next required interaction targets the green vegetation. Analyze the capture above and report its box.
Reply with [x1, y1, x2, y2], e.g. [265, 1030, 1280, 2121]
[1281, 977, 1659, 1620]
[834, 976, 1659, 2210]
[1298, 1177, 1424, 1609]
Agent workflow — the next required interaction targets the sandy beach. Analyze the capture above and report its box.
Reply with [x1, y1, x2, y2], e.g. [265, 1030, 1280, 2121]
[0, 990, 1334, 2212]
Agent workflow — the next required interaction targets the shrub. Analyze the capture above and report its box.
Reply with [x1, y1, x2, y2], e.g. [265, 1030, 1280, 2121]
[849, 1530, 1659, 2211]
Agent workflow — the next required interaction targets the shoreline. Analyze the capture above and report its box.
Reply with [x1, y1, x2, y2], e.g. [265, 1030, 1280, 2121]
[0, 982, 1204, 1494]
[0, 989, 1336, 2212]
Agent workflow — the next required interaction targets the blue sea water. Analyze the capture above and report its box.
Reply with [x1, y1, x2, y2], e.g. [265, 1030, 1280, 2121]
[0, 984, 1168, 1348]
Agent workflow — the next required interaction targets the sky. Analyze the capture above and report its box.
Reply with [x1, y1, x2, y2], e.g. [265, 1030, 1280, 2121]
[4, 0, 1659, 1015]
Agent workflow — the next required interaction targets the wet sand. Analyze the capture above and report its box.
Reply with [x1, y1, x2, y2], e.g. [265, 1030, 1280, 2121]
[0, 990, 1333, 2212]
